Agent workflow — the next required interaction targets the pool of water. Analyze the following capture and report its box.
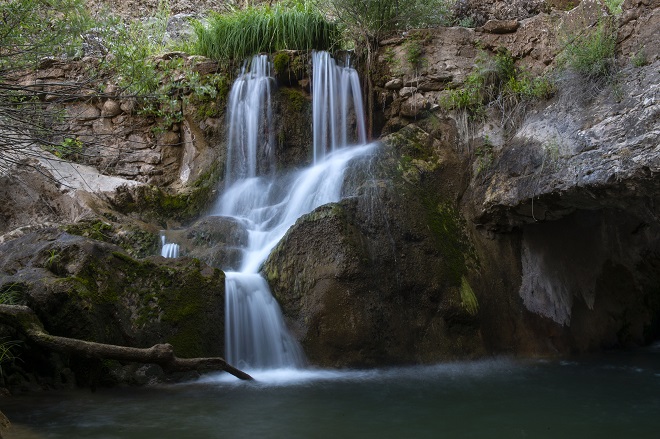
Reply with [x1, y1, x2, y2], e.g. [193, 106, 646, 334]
[3, 348, 660, 439]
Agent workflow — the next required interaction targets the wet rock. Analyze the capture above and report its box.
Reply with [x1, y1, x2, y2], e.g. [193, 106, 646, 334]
[162, 216, 248, 270]
[264, 138, 484, 367]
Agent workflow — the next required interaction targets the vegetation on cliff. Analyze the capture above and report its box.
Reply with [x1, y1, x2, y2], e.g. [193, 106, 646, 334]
[193, 1, 340, 61]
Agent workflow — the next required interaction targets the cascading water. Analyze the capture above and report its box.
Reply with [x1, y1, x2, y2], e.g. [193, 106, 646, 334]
[214, 51, 372, 370]
[160, 234, 180, 258]
[312, 51, 367, 162]
[224, 55, 275, 186]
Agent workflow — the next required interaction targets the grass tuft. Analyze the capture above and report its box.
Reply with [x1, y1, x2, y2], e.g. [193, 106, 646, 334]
[558, 20, 617, 81]
[193, 1, 340, 61]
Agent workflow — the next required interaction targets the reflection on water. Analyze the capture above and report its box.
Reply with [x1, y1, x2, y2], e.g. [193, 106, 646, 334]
[2, 353, 660, 439]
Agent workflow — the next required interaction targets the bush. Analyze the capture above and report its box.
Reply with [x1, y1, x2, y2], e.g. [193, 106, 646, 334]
[558, 20, 617, 80]
[193, 1, 340, 61]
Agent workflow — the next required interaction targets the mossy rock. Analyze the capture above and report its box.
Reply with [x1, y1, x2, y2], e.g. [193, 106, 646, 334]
[0, 228, 226, 387]
[111, 163, 222, 225]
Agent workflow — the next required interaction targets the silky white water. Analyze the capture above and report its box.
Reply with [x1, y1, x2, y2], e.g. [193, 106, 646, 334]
[312, 51, 367, 162]
[224, 55, 274, 186]
[160, 235, 180, 258]
[213, 52, 371, 370]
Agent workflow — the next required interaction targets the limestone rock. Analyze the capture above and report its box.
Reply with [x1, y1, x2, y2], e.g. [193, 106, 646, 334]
[478, 19, 520, 34]
[102, 99, 122, 118]
[400, 93, 431, 118]
[384, 78, 403, 90]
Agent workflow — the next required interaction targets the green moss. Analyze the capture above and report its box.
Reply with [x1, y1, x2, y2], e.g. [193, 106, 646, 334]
[424, 199, 477, 285]
[388, 125, 432, 161]
[460, 276, 479, 315]
[64, 220, 113, 242]
[280, 87, 307, 113]
[113, 163, 222, 224]
[273, 51, 290, 74]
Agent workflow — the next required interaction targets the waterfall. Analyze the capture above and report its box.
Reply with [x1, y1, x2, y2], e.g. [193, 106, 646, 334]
[160, 234, 180, 258]
[312, 51, 367, 163]
[224, 55, 275, 186]
[214, 51, 372, 370]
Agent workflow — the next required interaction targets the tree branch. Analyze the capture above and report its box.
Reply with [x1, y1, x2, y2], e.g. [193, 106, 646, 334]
[0, 304, 253, 381]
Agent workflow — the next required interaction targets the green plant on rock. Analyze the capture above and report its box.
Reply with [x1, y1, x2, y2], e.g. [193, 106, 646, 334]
[557, 19, 617, 81]
[46, 249, 61, 269]
[631, 49, 649, 68]
[383, 47, 404, 76]
[604, 0, 624, 15]
[0, 283, 23, 305]
[45, 137, 84, 160]
[0, 338, 21, 378]
[193, 1, 340, 61]
[441, 49, 555, 130]
[405, 39, 426, 71]
[460, 276, 479, 316]
[456, 16, 475, 28]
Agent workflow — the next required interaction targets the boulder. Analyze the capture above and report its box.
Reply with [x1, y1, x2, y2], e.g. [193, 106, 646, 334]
[0, 228, 225, 389]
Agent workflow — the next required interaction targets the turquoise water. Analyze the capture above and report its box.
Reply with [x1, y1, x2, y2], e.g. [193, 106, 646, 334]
[3, 349, 660, 438]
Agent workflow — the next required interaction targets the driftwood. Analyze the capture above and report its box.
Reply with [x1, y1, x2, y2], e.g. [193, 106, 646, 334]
[0, 304, 253, 381]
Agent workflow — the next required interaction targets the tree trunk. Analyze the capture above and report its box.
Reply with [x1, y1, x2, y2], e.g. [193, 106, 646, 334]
[0, 304, 253, 381]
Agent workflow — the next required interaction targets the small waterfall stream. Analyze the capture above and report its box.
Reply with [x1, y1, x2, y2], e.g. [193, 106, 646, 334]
[211, 51, 371, 370]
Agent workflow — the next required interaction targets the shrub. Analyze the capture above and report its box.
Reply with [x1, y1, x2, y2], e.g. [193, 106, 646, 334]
[604, 0, 624, 15]
[558, 19, 617, 80]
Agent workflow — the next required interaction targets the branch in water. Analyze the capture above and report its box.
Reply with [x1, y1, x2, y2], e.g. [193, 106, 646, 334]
[0, 304, 254, 381]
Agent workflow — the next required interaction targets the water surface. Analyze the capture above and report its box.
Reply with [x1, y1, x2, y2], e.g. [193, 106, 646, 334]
[3, 349, 660, 438]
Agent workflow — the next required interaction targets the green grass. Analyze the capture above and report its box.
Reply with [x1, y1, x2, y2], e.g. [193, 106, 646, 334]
[604, 0, 624, 15]
[558, 20, 617, 80]
[193, 1, 340, 61]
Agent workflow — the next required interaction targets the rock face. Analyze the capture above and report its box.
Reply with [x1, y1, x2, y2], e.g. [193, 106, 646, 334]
[0, 228, 225, 390]
[161, 216, 248, 270]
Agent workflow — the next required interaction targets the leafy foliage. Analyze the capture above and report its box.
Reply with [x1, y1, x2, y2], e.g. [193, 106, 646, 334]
[322, 0, 455, 43]
[0, 0, 98, 174]
[193, 1, 340, 61]
[0, 0, 93, 70]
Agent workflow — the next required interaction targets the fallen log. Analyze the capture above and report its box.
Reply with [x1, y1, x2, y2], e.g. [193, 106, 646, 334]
[0, 304, 253, 381]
